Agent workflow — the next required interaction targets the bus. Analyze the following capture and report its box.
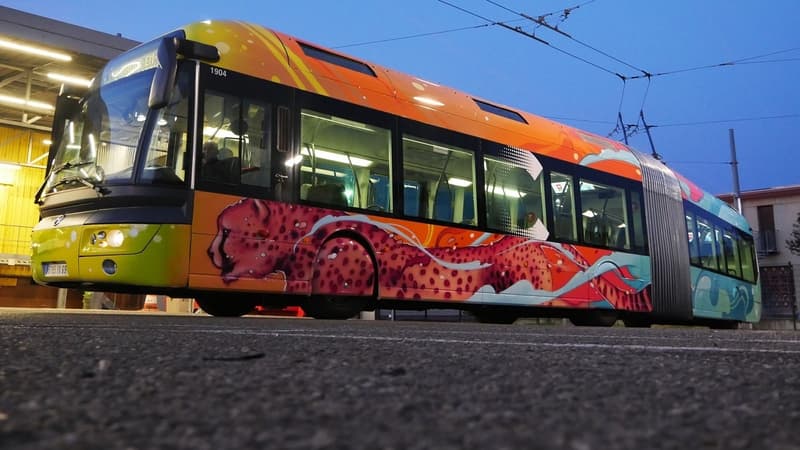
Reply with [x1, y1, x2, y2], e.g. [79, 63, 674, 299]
[30, 20, 760, 327]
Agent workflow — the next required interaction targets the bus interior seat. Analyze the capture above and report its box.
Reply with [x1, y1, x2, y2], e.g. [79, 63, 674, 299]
[306, 183, 348, 207]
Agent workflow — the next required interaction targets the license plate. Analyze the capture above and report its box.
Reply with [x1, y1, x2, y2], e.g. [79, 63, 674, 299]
[43, 262, 68, 277]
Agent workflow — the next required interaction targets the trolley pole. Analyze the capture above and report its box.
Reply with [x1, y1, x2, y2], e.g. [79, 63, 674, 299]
[729, 129, 743, 214]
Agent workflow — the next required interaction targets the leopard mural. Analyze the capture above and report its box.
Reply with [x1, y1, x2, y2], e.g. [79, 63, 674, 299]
[208, 197, 652, 311]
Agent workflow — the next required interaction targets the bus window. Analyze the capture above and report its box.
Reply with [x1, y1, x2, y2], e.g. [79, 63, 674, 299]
[550, 172, 577, 241]
[579, 179, 628, 249]
[201, 91, 244, 185]
[484, 156, 545, 236]
[402, 136, 476, 225]
[141, 68, 190, 185]
[722, 230, 740, 277]
[238, 100, 270, 188]
[299, 110, 392, 211]
[686, 213, 701, 265]
[739, 236, 756, 282]
[630, 190, 647, 252]
[714, 226, 725, 271]
[696, 217, 718, 270]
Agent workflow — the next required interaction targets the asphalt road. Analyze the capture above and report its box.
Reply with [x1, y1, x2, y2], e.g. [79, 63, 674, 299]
[1, 309, 799, 450]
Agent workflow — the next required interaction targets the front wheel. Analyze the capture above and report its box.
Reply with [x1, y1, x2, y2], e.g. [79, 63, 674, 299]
[195, 295, 256, 317]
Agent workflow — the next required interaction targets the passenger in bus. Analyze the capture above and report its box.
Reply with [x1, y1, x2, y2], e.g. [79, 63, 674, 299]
[202, 141, 240, 183]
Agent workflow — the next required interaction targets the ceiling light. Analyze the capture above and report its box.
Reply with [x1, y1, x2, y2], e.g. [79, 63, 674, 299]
[447, 177, 473, 188]
[47, 73, 92, 87]
[0, 94, 54, 111]
[301, 147, 372, 167]
[0, 38, 71, 61]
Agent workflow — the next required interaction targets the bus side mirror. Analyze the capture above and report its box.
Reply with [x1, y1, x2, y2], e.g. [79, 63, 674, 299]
[148, 38, 178, 109]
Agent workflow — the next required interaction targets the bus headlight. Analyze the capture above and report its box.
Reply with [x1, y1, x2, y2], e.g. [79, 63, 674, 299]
[107, 229, 125, 248]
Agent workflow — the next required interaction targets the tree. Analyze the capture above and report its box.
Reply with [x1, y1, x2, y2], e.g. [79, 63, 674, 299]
[785, 212, 800, 255]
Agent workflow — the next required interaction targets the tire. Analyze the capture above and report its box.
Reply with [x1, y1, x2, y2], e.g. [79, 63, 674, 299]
[473, 310, 518, 324]
[303, 296, 366, 320]
[195, 295, 256, 317]
[623, 316, 652, 328]
[569, 310, 618, 327]
[709, 320, 739, 330]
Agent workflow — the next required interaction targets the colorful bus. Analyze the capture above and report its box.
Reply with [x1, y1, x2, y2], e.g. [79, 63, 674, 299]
[30, 20, 760, 327]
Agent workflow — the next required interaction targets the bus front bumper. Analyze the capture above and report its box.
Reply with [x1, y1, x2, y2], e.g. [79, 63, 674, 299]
[31, 222, 191, 288]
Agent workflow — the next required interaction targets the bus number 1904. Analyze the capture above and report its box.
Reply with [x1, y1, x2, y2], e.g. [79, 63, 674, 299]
[210, 67, 227, 77]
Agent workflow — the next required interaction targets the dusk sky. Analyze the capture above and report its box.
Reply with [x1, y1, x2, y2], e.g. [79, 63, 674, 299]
[5, 0, 798, 195]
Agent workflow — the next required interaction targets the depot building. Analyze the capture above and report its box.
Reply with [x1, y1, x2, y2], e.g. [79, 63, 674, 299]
[0, 6, 139, 307]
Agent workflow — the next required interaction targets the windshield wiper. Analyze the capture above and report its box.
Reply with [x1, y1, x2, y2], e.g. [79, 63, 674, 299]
[33, 161, 111, 205]
[51, 160, 96, 176]
[47, 175, 111, 196]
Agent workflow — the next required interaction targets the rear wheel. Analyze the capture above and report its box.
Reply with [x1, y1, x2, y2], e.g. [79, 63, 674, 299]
[195, 295, 256, 317]
[569, 310, 618, 327]
[303, 296, 367, 320]
[623, 316, 652, 328]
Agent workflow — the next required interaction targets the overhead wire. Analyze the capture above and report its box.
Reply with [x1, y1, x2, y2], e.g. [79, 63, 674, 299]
[436, 0, 624, 78]
[628, 46, 800, 79]
[484, 0, 650, 78]
[332, 20, 527, 49]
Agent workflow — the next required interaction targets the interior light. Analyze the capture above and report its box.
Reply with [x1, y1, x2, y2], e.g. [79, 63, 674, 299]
[0, 162, 22, 171]
[447, 177, 473, 188]
[0, 94, 54, 111]
[617, 223, 627, 228]
[47, 72, 92, 87]
[0, 38, 72, 61]
[582, 210, 597, 218]
[43, 139, 52, 145]
[301, 147, 372, 167]
[487, 186, 524, 198]
[301, 111, 375, 132]
[413, 96, 445, 107]
[285, 154, 303, 167]
[300, 166, 346, 177]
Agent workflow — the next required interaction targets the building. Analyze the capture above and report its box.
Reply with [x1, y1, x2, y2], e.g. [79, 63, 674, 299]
[719, 186, 800, 328]
[0, 6, 139, 307]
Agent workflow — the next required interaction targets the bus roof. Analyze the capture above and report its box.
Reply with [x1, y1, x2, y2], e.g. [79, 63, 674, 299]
[177, 20, 745, 231]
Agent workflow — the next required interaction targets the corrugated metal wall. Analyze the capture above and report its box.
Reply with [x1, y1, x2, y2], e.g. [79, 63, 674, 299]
[0, 125, 48, 264]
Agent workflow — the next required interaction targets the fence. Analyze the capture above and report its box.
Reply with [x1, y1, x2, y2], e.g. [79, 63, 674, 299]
[0, 224, 32, 265]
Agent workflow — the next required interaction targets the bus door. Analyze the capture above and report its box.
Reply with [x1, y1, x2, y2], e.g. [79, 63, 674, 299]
[196, 63, 294, 202]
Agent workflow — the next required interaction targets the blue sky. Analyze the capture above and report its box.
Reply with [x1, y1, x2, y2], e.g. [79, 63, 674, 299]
[5, 0, 798, 195]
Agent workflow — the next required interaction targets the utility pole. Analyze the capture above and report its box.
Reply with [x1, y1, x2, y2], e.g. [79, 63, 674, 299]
[729, 129, 742, 214]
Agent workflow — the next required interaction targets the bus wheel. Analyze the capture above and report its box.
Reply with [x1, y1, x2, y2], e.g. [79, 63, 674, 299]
[303, 296, 366, 320]
[569, 310, 618, 327]
[195, 295, 256, 317]
[709, 320, 739, 330]
[623, 316, 652, 328]
[473, 310, 518, 324]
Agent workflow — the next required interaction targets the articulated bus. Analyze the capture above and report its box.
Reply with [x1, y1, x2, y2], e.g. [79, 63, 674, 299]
[31, 20, 760, 327]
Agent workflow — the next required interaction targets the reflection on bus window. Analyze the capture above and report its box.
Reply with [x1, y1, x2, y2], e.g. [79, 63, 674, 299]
[631, 190, 647, 252]
[722, 230, 740, 277]
[201, 91, 270, 188]
[550, 172, 576, 241]
[739, 237, 756, 282]
[484, 156, 545, 236]
[402, 136, 476, 225]
[696, 217, 719, 270]
[141, 69, 190, 185]
[579, 179, 629, 249]
[686, 213, 701, 265]
[298, 110, 392, 210]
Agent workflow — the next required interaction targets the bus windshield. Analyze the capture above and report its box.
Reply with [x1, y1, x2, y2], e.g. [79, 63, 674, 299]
[43, 69, 154, 195]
